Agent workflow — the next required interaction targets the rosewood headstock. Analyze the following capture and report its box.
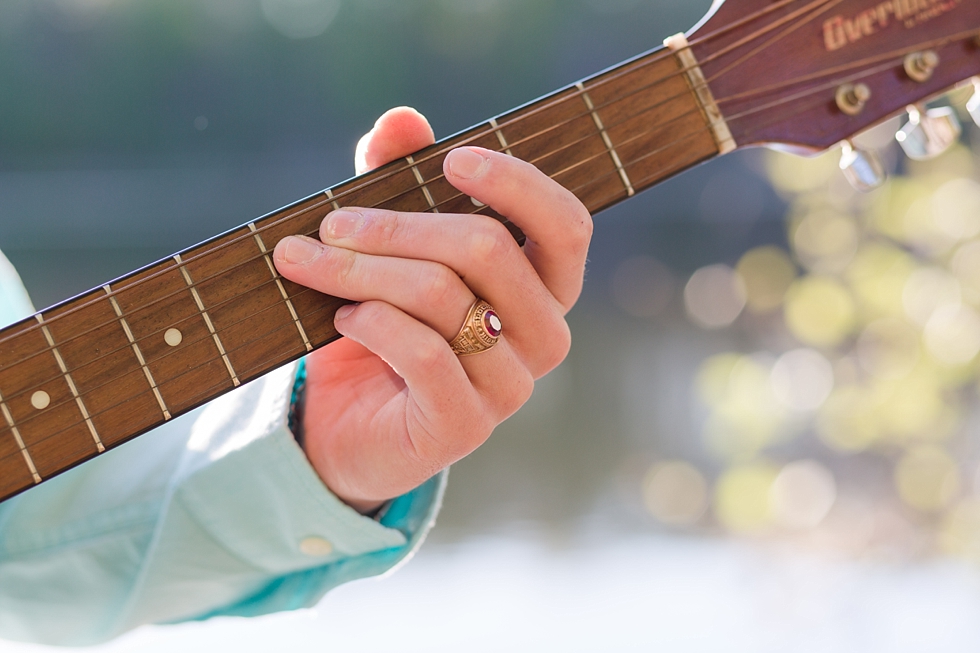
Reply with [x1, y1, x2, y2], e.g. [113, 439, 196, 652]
[688, 0, 980, 151]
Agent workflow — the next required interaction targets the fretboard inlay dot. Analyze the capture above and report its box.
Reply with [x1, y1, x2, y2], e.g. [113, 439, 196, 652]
[164, 328, 183, 347]
[31, 391, 50, 410]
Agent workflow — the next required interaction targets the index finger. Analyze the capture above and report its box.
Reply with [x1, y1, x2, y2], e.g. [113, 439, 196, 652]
[444, 147, 593, 311]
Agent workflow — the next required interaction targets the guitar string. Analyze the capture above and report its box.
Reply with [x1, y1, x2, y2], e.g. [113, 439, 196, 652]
[265, 0, 841, 216]
[0, 24, 961, 417]
[0, 95, 717, 404]
[0, 39, 953, 472]
[0, 22, 966, 464]
[714, 28, 980, 106]
[700, 0, 847, 93]
[0, 10, 971, 422]
[0, 0, 843, 387]
[0, 0, 830, 356]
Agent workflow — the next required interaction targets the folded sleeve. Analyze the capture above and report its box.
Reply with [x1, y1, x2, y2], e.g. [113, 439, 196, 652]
[0, 362, 447, 646]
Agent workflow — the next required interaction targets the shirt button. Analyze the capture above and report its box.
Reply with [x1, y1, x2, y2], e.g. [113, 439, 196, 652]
[299, 537, 334, 557]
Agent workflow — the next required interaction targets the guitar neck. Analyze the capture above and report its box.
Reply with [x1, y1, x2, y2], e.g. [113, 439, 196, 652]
[0, 41, 727, 502]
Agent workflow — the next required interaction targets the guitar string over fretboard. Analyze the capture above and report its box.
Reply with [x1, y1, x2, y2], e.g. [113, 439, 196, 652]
[6, 0, 967, 502]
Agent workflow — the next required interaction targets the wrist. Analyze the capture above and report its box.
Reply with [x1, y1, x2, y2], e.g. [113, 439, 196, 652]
[289, 359, 389, 516]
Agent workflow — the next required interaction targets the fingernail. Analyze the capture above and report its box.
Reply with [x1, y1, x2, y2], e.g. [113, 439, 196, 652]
[324, 210, 365, 239]
[279, 236, 323, 265]
[335, 304, 356, 320]
[448, 148, 489, 180]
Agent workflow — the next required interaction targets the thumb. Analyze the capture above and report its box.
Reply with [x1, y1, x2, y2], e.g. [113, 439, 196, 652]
[354, 107, 436, 174]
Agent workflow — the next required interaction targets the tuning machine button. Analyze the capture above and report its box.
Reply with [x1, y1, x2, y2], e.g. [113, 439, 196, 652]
[836, 83, 871, 116]
[895, 105, 962, 160]
[904, 50, 940, 83]
[840, 141, 886, 192]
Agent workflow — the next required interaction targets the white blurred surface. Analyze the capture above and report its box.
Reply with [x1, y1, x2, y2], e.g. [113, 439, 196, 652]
[4, 535, 980, 653]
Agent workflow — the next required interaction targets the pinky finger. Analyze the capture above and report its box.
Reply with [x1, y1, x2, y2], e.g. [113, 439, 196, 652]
[334, 301, 487, 458]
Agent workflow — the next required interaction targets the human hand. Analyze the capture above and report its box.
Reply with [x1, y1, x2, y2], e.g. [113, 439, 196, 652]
[273, 107, 592, 513]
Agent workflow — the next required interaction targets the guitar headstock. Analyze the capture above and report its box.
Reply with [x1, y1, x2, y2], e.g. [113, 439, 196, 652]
[688, 0, 980, 152]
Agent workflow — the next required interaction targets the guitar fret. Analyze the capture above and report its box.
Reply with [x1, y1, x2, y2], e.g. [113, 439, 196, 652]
[35, 316, 105, 453]
[173, 254, 241, 387]
[576, 82, 635, 197]
[103, 285, 172, 420]
[0, 391, 41, 483]
[248, 223, 313, 353]
[405, 155, 439, 212]
[488, 118, 514, 156]
[325, 188, 341, 211]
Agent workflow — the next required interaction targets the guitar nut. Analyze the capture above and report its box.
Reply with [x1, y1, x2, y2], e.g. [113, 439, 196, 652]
[836, 83, 871, 116]
[904, 50, 939, 83]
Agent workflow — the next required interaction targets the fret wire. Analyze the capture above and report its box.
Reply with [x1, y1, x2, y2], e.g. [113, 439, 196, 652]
[0, 389, 41, 483]
[249, 223, 314, 353]
[575, 82, 636, 197]
[4, 53, 860, 425]
[418, 115, 713, 216]
[325, 188, 341, 211]
[0, 298, 337, 466]
[174, 254, 241, 387]
[0, 275, 286, 412]
[35, 316, 105, 453]
[104, 285, 172, 420]
[0, 0, 818, 358]
[4, 291, 308, 434]
[0, 10, 955, 420]
[0, 61, 842, 473]
[0, 32, 918, 410]
[0, 1, 884, 488]
[405, 155, 439, 212]
[0, 41, 717, 354]
[352, 78, 711, 216]
[488, 118, 514, 157]
[0, 82, 709, 380]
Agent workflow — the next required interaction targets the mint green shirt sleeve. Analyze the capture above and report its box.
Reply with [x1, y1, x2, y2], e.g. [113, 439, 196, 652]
[0, 250, 447, 647]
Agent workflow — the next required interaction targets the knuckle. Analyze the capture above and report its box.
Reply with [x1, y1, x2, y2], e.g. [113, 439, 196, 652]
[331, 248, 359, 288]
[562, 195, 593, 254]
[540, 318, 572, 375]
[498, 368, 534, 417]
[412, 335, 449, 376]
[374, 210, 407, 247]
[416, 263, 459, 309]
[468, 219, 513, 267]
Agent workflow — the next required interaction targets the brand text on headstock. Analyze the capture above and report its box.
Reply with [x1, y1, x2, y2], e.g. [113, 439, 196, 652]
[823, 0, 961, 52]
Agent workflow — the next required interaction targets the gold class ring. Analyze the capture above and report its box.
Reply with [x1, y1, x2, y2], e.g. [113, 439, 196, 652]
[449, 299, 502, 356]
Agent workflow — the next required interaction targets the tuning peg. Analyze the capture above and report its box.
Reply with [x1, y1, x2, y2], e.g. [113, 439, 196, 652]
[839, 141, 886, 192]
[967, 78, 980, 128]
[895, 105, 962, 160]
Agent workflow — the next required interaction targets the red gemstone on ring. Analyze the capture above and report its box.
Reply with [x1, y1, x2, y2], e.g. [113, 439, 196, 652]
[483, 310, 502, 337]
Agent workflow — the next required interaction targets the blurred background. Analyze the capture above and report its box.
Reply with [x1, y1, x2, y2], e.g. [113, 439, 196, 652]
[5, 0, 980, 650]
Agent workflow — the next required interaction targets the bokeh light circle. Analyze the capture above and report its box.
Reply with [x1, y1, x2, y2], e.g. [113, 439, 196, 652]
[924, 303, 980, 366]
[784, 277, 856, 347]
[642, 461, 709, 526]
[684, 265, 747, 329]
[770, 349, 834, 411]
[735, 246, 797, 313]
[894, 446, 960, 512]
[771, 460, 837, 529]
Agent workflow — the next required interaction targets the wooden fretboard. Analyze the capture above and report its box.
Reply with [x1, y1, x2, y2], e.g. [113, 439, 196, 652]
[0, 43, 722, 501]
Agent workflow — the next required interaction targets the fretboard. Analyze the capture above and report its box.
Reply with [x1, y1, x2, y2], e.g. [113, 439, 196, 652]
[0, 41, 724, 502]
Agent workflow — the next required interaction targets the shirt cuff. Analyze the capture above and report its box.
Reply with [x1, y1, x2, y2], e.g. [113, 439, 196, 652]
[173, 362, 446, 577]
